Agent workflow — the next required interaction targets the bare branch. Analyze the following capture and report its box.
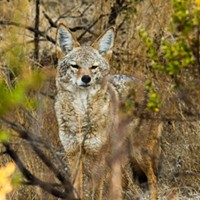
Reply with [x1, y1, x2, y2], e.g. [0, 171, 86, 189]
[43, 11, 57, 28]
[34, 0, 41, 61]
[4, 143, 77, 199]
[77, 14, 108, 40]
[77, 3, 130, 40]
[55, 3, 93, 23]
[0, 20, 56, 44]
[0, 118, 78, 199]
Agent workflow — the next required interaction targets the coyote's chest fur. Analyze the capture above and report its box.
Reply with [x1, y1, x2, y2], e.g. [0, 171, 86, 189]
[55, 83, 115, 155]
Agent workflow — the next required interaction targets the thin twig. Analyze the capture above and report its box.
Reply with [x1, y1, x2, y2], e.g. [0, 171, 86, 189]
[0, 20, 55, 44]
[149, 0, 164, 35]
[34, 0, 40, 61]
[55, 3, 93, 24]
[77, 14, 109, 40]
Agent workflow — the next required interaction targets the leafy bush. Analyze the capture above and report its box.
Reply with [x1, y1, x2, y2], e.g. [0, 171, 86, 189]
[139, 0, 200, 75]
[138, 0, 200, 111]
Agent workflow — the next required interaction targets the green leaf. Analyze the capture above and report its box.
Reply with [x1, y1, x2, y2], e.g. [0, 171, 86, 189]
[0, 130, 11, 143]
[11, 170, 23, 188]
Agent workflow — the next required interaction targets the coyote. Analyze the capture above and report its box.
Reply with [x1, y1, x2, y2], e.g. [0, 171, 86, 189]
[55, 23, 162, 200]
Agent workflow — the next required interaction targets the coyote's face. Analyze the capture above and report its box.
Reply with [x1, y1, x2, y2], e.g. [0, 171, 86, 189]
[56, 24, 115, 90]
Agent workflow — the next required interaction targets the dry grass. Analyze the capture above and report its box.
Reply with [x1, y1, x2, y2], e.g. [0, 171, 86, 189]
[0, 0, 199, 199]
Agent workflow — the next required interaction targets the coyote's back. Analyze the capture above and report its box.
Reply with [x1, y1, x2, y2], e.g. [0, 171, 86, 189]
[55, 23, 162, 200]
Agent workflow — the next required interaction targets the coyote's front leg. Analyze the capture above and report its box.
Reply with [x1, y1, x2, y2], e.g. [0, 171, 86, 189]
[144, 157, 158, 200]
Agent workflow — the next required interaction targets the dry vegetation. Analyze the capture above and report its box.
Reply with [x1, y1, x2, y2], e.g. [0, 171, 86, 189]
[0, 0, 199, 199]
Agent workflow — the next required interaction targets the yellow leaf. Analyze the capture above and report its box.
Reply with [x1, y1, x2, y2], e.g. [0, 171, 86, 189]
[0, 162, 16, 200]
[0, 162, 15, 178]
[197, 0, 200, 9]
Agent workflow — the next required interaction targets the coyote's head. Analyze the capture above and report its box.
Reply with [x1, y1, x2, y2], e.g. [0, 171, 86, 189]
[56, 23, 115, 90]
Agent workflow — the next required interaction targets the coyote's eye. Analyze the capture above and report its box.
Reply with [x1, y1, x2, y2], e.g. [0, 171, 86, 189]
[91, 65, 98, 70]
[71, 64, 80, 69]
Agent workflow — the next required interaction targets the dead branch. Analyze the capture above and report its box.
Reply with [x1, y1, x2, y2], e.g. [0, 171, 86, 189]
[34, 0, 40, 61]
[54, 3, 93, 24]
[4, 143, 77, 199]
[0, 20, 55, 44]
[0, 118, 78, 199]
[43, 11, 96, 36]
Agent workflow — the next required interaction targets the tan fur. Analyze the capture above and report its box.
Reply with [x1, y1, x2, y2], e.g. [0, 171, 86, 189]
[55, 23, 162, 200]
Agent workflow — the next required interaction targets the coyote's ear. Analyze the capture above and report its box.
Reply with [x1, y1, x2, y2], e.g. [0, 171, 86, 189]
[92, 27, 115, 61]
[56, 23, 80, 56]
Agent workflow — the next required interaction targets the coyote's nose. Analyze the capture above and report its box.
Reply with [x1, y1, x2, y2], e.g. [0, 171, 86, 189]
[81, 75, 91, 84]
